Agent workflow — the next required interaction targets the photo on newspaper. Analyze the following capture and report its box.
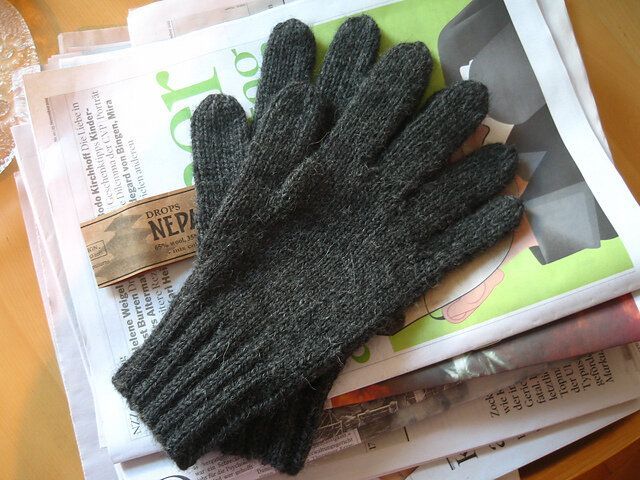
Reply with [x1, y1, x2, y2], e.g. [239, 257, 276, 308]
[334, 0, 640, 395]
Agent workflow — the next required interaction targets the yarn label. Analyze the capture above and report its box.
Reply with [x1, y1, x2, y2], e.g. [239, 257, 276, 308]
[80, 186, 197, 287]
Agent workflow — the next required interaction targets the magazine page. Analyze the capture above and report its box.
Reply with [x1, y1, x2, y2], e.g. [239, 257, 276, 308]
[330, 0, 640, 396]
[127, 0, 612, 163]
[22, 0, 640, 460]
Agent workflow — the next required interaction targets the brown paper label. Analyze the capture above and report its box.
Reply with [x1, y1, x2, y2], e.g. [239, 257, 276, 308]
[81, 186, 197, 287]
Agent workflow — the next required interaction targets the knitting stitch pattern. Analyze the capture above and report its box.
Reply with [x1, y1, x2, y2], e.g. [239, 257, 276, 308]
[112, 16, 523, 474]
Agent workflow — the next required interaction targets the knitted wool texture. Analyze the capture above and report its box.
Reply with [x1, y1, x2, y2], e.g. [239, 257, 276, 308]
[113, 16, 382, 473]
[112, 17, 524, 475]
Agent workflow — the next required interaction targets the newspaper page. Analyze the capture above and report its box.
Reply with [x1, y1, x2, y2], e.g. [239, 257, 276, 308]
[407, 398, 640, 480]
[536, 0, 611, 160]
[14, 127, 361, 480]
[18, 152, 631, 480]
[78, 0, 640, 400]
[58, 27, 130, 55]
[13, 165, 117, 478]
[118, 344, 640, 480]
[317, 363, 549, 443]
[21, 0, 640, 463]
[17, 0, 640, 476]
[127, 0, 293, 45]
[329, 293, 640, 408]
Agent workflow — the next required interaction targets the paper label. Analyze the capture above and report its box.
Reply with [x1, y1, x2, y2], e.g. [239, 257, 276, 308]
[81, 186, 196, 287]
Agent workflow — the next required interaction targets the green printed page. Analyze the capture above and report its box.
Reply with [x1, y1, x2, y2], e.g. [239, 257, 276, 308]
[392, 238, 632, 350]
[308, 0, 635, 354]
[311, 0, 470, 98]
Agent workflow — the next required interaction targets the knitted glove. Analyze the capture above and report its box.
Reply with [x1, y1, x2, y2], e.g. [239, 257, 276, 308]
[113, 16, 380, 472]
[192, 16, 381, 470]
[114, 31, 522, 472]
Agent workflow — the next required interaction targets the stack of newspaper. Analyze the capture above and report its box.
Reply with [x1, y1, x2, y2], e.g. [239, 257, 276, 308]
[10, 0, 640, 479]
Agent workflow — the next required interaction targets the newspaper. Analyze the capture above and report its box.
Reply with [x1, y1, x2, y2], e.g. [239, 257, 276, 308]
[20, 0, 640, 462]
[13, 0, 640, 476]
[317, 363, 549, 443]
[329, 293, 640, 408]
[408, 398, 640, 480]
[13, 167, 116, 479]
[118, 344, 640, 480]
[127, 0, 293, 45]
[58, 27, 130, 55]
[20, 0, 640, 461]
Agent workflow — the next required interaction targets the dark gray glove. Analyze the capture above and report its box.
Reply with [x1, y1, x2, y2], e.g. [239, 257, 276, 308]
[114, 17, 522, 474]
[114, 16, 382, 473]
[191, 16, 381, 471]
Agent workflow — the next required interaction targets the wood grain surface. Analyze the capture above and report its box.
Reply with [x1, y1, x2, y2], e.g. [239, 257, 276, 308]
[1, 1, 638, 479]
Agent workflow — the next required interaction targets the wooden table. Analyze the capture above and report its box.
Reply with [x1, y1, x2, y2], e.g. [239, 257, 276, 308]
[1, 1, 639, 479]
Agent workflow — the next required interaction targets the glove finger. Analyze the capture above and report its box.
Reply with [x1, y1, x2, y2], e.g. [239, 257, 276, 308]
[118, 92, 249, 390]
[254, 19, 315, 130]
[379, 80, 489, 195]
[401, 143, 518, 239]
[122, 85, 330, 405]
[316, 15, 380, 119]
[192, 94, 249, 243]
[211, 82, 330, 234]
[319, 42, 432, 174]
[416, 195, 523, 284]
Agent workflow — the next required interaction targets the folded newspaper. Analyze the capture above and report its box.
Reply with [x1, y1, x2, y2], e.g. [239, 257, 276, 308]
[12, 0, 640, 479]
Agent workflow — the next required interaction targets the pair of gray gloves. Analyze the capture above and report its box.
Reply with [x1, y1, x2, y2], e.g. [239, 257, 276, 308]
[112, 16, 522, 475]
